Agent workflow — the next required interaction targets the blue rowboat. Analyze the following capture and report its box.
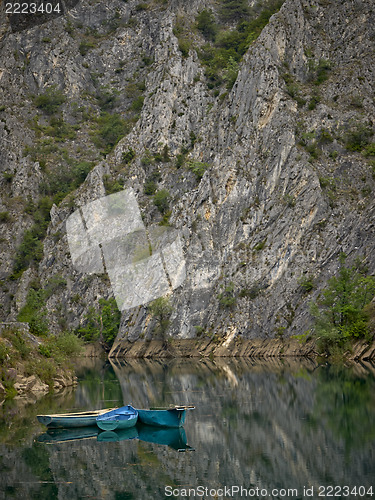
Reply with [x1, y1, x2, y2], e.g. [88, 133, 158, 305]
[37, 408, 117, 429]
[96, 405, 138, 431]
[136, 405, 195, 428]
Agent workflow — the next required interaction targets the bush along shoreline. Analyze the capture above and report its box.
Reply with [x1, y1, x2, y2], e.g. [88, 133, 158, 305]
[309, 254, 375, 361]
[0, 324, 83, 400]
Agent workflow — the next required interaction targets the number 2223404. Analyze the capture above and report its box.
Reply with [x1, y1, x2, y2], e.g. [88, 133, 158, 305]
[318, 486, 373, 497]
[6, 3, 61, 14]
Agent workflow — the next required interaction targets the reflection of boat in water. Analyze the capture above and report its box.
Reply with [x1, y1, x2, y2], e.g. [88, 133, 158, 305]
[96, 424, 194, 451]
[37, 426, 100, 443]
[38, 426, 137, 444]
[37, 424, 194, 451]
[137, 424, 194, 452]
[136, 405, 195, 428]
[96, 405, 138, 431]
[97, 426, 138, 442]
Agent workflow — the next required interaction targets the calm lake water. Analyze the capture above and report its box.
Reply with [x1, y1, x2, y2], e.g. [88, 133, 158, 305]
[1, 358, 375, 500]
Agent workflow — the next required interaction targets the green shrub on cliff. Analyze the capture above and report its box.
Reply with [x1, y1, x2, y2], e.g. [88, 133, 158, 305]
[218, 282, 236, 308]
[77, 298, 121, 346]
[154, 189, 170, 214]
[76, 306, 99, 342]
[41, 332, 84, 364]
[91, 113, 129, 154]
[195, 0, 284, 89]
[25, 358, 57, 386]
[12, 156, 95, 278]
[196, 9, 218, 41]
[219, 0, 250, 22]
[187, 160, 210, 180]
[149, 297, 173, 337]
[344, 122, 373, 152]
[311, 254, 375, 357]
[34, 86, 66, 115]
[43, 160, 95, 203]
[0, 342, 10, 363]
[17, 276, 68, 337]
[12, 196, 54, 277]
[17, 288, 48, 336]
[2, 329, 31, 359]
[99, 298, 122, 345]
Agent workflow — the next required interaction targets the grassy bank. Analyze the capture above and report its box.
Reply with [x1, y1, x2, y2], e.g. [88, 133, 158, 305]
[0, 326, 83, 399]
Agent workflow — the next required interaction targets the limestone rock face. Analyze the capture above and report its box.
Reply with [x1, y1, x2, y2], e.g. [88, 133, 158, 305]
[14, 375, 49, 395]
[0, 0, 374, 344]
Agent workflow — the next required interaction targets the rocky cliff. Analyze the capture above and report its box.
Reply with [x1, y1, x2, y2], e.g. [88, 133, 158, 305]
[0, 0, 374, 346]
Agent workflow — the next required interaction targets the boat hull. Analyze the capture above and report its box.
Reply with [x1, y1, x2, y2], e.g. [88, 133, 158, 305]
[37, 408, 116, 429]
[96, 405, 138, 431]
[137, 408, 186, 428]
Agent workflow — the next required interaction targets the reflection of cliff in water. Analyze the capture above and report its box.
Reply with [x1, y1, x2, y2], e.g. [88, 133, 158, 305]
[109, 358, 375, 492]
[1, 359, 375, 500]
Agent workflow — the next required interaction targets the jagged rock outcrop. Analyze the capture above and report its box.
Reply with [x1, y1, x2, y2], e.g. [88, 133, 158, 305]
[0, 0, 374, 347]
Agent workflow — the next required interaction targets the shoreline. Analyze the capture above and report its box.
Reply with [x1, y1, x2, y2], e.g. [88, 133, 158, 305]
[108, 337, 375, 362]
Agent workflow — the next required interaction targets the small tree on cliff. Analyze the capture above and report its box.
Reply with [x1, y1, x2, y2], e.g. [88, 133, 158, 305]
[149, 297, 173, 339]
[311, 254, 375, 356]
[77, 298, 120, 346]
